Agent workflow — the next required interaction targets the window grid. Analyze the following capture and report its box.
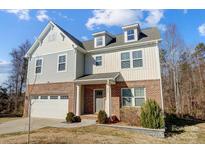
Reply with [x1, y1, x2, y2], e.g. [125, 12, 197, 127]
[121, 51, 143, 69]
[121, 88, 145, 107]
[127, 29, 135, 41]
[58, 55, 66, 72]
[35, 59, 42, 74]
[121, 52, 130, 69]
[132, 51, 143, 68]
[95, 56, 102, 66]
[96, 37, 103, 47]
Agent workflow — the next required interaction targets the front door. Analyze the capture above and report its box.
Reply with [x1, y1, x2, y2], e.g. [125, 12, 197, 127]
[95, 90, 104, 113]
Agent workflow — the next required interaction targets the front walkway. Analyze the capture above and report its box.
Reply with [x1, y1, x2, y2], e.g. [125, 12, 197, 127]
[0, 118, 96, 135]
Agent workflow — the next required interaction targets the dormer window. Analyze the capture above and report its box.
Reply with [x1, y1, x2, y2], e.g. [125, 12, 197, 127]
[95, 36, 104, 48]
[96, 37, 103, 46]
[127, 29, 135, 41]
[122, 23, 140, 43]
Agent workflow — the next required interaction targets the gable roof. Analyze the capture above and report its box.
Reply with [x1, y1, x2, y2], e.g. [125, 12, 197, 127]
[25, 21, 84, 57]
[52, 22, 84, 49]
[25, 21, 161, 57]
[82, 27, 161, 51]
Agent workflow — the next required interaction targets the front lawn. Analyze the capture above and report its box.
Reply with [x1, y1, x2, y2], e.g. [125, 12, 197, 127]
[0, 122, 205, 144]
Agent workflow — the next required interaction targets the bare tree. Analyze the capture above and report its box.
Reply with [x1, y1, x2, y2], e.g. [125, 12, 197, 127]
[6, 40, 31, 114]
[162, 24, 185, 115]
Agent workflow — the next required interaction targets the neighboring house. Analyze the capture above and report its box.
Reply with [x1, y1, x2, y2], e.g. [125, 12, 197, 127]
[24, 21, 163, 121]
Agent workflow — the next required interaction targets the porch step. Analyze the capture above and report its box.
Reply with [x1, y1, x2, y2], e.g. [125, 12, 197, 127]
[80, 114, 97, 120]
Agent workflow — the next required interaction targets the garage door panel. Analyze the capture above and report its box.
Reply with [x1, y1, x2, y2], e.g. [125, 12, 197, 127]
[31, 98, 68, 119]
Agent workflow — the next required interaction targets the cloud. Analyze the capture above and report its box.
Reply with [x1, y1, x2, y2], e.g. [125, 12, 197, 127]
[86, 9, 165, 31]
[81, 36, 89, 41]
[36, 10, 50, 22]
[86, 10, 143, 30]
[4, 9, 30, 20]
[0, 60, 11, 74]
[198, 23, 205, 36]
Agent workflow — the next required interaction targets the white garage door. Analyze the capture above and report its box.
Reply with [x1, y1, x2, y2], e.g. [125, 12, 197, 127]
[31, 95, 68, 119]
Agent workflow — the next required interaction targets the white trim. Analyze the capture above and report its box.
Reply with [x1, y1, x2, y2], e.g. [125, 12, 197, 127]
[120, 50, 144, 70]
[121, 87, 146, 107]
[94, 36, 105, 48]
[25, 21, 79, 58]
[94, 55, 103, 67]
[34, 57, 43, 75]
[57, 53, 67, 73]
[156, 43, 164, 111]
[31, 48, 73, 58]
[87, 39, 161, 53]
[93, 89, 105, 113]
[122, 23, 139, 30]
[75, 77, 115, 82]
[124, 29, 138, 43]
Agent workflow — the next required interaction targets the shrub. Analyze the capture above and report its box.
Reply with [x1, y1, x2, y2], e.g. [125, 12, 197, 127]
[72, 116, 81, 123]
[140, 99, 164, 129]
[98, 110, 107, 124]
[66, 112, 75, 123]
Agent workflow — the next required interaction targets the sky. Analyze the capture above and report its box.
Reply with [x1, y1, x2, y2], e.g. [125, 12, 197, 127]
[0, 9, 205, 85]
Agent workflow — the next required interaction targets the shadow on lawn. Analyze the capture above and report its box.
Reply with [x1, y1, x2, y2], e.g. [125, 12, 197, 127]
[165, 113, 205, 137]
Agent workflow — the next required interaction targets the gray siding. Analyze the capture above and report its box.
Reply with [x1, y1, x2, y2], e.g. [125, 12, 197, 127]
[75, 50, 84, 78]
[27, 50, 76, 84]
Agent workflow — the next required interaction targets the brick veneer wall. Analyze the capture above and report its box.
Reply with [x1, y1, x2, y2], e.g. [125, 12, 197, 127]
[84, 84, 105, 114]
[23, 82, 76, 117]
[83, 79, 162, 119]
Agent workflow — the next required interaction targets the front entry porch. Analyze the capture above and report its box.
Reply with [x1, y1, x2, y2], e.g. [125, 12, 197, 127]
[75, 72, 120, 117]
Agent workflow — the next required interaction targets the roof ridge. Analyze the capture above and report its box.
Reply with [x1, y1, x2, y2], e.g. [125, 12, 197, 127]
[52, 22, 84, 49]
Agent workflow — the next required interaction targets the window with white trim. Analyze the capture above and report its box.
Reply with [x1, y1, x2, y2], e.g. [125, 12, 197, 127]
[127, 29, 135, 41]
[58, 54, 66, 72]
[95, 56, 102, 66]
[121, 52, 130, 69]
[35, 59, 42, 74]
[132, 50, 143, 67]
[95, 36, 103, 47]
[121, 87, 145, 107]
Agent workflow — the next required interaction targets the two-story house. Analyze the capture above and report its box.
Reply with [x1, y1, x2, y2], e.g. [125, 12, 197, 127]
[24, 21, 163, 122]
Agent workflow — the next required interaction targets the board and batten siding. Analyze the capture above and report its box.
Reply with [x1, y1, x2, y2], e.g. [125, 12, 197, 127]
[85, 44, 161, 81]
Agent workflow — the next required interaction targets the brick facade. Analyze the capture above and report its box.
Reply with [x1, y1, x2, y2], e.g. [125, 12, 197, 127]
[83, 79, 162, 119]
[23, 82, 76, 117]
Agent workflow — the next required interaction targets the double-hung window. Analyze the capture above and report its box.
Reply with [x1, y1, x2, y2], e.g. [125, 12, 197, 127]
[132, 51, 143, 67]
[121, 52, 130, 69]
[127, 29, 135, 41]
[58, 54, 66, 72]
[121, 87, 145, 107]
[121, 51, 143, 69]
[95, 36, 103, 47]
[95, 56, 102, 66]
[35, 58, 43, 74]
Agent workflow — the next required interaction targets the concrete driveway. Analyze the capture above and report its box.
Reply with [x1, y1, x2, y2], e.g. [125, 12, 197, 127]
[0, 118, 96, 135]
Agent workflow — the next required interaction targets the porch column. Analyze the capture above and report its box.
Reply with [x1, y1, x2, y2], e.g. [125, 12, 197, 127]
[76, 84, 81, 116]
[105, 80, 112, 117]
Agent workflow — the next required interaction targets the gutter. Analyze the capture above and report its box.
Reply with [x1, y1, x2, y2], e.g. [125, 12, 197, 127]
[86, 39, 162, 53]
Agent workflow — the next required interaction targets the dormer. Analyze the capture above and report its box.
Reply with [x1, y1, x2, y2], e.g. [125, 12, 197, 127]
[92, 31, 114, 48]
[122, 23, 140, 43]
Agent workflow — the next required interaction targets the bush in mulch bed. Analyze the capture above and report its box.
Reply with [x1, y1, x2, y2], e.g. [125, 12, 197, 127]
[66, 112, 81, 123]
[97, 110, 120, 124]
